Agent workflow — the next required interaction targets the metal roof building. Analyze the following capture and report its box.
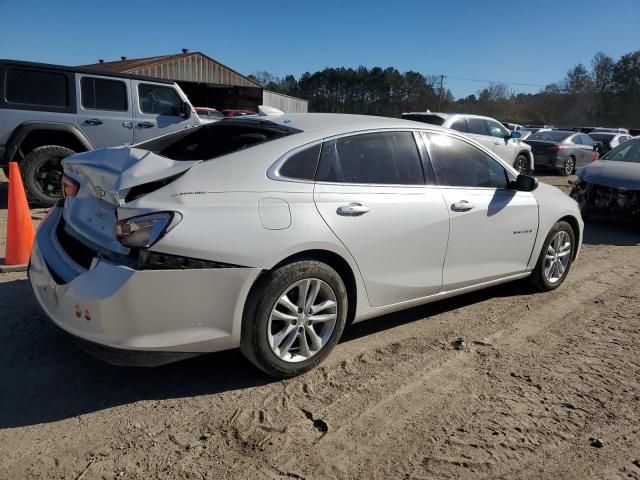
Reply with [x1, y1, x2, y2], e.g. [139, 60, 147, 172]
[81, 50, 307, 113]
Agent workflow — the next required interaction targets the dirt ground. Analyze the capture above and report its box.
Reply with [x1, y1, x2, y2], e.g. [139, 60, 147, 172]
[1, 173, 639, 480]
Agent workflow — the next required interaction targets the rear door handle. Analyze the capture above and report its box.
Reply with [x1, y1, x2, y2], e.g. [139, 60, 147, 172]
[84, 118, 103, 126]
[451, 200, 475, 212]
[122, 121, 133, 129]
[494, 141, 501, 145]
[137, 121, 155, 129]
[337, 203, 369, 216]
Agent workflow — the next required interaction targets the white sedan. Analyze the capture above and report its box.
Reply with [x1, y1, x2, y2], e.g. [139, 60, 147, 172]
[29, 114, 583, 377]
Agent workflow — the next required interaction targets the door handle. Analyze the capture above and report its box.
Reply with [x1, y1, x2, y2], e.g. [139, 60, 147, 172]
[137, 121, 155, 129]
[494, 141, 501, 145]
[336, 203, 370, 216]
[122, 121, 133, 129]
[451, 200, 475, 212]
[84, 118, 103, 126]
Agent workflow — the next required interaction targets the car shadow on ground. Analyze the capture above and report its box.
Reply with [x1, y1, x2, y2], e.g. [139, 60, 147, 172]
[582, 217, 640, 246]
[0, 276, 531, 429]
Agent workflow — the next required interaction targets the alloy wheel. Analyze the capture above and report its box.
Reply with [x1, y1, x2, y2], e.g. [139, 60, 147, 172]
[267, 278, 338, 363]
[35, 157, 63, 197]
[543, 231, 572, 284]
[564, 157, 575, 176]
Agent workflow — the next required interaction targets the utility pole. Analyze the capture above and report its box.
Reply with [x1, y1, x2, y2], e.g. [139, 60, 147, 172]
[437, 74, 446, 111]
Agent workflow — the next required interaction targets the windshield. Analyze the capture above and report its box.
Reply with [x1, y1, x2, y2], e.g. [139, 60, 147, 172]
[601, 139, 640, 163]
[528, 131, 572, 142]
[136, 120, 300, 161]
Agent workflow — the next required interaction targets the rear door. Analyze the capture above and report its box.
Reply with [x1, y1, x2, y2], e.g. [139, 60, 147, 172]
[313, 130, 450, 307]
[569, 134, 592, 168]
[76, 74, 134, 148]
[423, 132, 538, 290]
[132, 80, 195, 143]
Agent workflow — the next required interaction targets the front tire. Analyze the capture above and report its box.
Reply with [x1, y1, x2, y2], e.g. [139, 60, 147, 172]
[240, 261, 348, 378]
[530, 221, 575, 291]
[21, 145, 75, 205]
[513, 154, 530, 174]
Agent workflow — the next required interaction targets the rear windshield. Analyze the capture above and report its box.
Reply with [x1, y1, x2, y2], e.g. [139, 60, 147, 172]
[137, 120, 300, 161]
[528, 131, 572, 142]
[401, 114, 445, 126]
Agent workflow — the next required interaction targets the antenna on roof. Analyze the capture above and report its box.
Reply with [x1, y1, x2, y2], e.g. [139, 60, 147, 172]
[182, 48, 189, 54]
[121, 56, 127, 61]
[98, 59, 104, 64]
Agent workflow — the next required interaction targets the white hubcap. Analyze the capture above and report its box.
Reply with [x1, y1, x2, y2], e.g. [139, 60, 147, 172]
[267, 278, 338, 363]
[544, 231, 572, 283]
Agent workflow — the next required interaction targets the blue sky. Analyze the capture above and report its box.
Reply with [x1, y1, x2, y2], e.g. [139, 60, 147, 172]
[1, 0, 639, 98]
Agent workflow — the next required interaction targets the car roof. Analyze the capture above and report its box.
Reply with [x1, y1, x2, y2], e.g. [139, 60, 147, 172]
[226, 113, 451, 136]
[402, 112, 496, 121]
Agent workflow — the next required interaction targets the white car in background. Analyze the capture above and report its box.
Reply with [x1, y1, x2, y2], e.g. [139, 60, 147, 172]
[29, 114, 582, 378]
[403, 112, 534, 174]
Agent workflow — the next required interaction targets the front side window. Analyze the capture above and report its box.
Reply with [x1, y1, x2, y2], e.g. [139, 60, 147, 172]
[316, 131, 424, 185]
[486, 120, 509, 138]
[81, 77, 127, 111]
[138, 84, 182, 115]
[467, 117, 489, 136]
[5, 68, 68, 107]
[425, 133, 509, 189]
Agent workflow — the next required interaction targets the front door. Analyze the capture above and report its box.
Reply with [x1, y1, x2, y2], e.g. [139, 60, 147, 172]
[132, 80, 195, 143]
[313, 131, 450, 307]
[423, 132, 538, 290]
[75, 74, 134, 148]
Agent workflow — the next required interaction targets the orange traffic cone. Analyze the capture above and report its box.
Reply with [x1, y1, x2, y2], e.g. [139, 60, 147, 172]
[5, 163, 35, 265]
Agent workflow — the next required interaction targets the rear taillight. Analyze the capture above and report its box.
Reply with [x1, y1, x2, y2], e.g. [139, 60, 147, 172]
[115, 212, 181, 248]
[548, 145, 566, 152]
[62, 174, 79, 199]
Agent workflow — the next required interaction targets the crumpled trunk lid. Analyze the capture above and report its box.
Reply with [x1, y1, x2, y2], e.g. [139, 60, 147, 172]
[61, 147, 199, 254]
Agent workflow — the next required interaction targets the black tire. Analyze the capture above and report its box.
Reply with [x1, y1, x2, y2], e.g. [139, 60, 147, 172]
[530, 220, 575, 292]
[557, 156, 575, 177]
[21, 145, 75, 205]
[513, 154, 530, 174]
[240, 261, 348, 378]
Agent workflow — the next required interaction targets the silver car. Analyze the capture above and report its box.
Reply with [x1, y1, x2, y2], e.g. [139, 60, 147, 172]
[29, 114, 583, 377]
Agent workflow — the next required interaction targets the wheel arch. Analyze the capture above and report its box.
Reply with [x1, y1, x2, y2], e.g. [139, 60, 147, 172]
[517, 149, 534, 170]
[558, 215, 581, 260]
[247, 249, 359, 326]
[3, 121, 94, 165]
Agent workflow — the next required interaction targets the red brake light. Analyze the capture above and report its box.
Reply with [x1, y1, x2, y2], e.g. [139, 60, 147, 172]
[548, 145, 566, 152]
[62, 174, 79, 198]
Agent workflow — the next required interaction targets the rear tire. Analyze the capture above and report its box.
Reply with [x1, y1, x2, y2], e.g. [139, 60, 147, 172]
[530, 221, 575, 291]
[240, 261, 348, 378]
[557, 156, 575, 177]
[21, 145, 75, 205]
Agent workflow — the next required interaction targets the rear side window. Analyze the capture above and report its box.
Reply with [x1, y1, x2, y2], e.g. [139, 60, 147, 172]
[425, 133, 509, 189]
[467, 118, 489, 136]
[450, 119, 468, 133]
[138, 84, 182, 115]
[316, 131, 424, 185]
[5, 68, 68, 107]
[81, 77, 128, 111]
[570, 135, 582, 145]
[278, 144, 321, 180]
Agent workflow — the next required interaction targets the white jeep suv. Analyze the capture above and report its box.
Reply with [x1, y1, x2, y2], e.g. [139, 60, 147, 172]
[402, 112, 534, 173]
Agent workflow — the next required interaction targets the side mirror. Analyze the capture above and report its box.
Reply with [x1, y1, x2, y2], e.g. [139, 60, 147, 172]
[510, 130, 522, 139]
[512, 174, 538, 192]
